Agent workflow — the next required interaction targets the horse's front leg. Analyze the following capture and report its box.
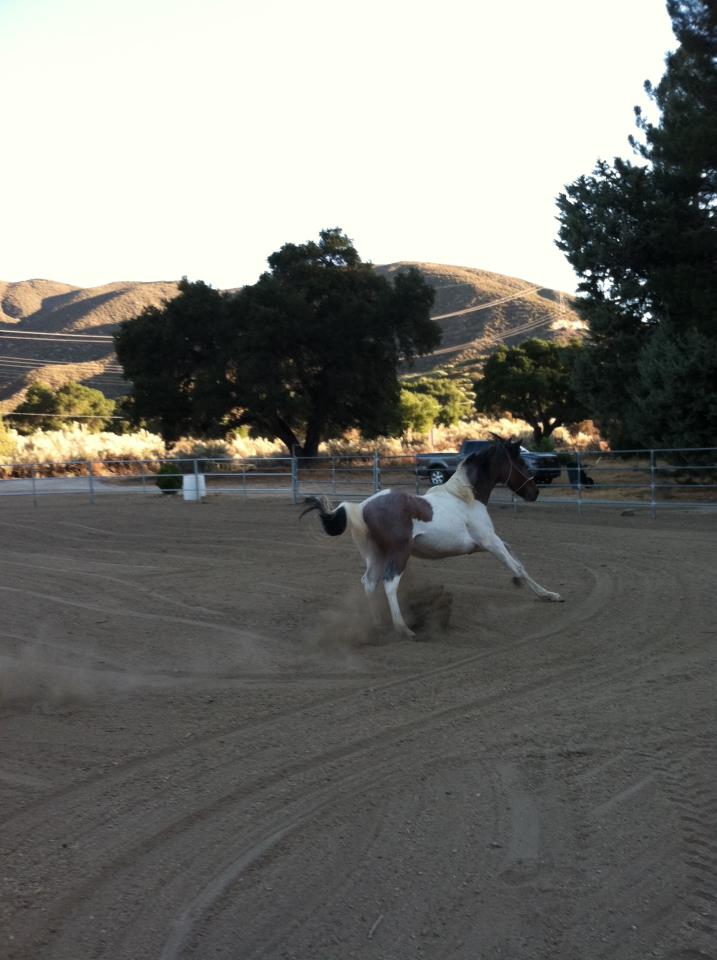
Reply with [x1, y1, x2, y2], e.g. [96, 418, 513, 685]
[477, 532, 563, 602]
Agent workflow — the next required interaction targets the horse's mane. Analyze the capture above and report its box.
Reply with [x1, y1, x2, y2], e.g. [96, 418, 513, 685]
[461, 442, 503, 469]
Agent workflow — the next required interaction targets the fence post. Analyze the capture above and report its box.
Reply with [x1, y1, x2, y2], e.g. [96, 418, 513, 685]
[87, 459, 95, 504]
[193, 458, 200, 502]
[650, 449, 657, 519]
[291, 454, 298, 504]
[31, 462, 38, 508]
[576, 448, 583, 518]
[374, 450, 381, 492]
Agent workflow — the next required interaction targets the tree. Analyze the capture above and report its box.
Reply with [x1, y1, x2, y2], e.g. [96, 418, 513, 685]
[556, 0, 717, 447]
[115, 278, 234, 442]
[400, 374, 476, 428]
[11, 382, 116, 433]
[226, 229, 439, 456]
[627, 326, 717, 449]
[474, 339, 588, 444]
[116, 230, 440, 453]
[399, 389, 441, 434]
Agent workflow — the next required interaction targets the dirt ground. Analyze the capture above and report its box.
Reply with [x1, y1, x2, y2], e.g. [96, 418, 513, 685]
[0, 494, 714, 960]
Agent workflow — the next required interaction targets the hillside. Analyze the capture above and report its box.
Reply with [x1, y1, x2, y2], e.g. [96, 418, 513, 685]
[377, 263, 585, 376]
[0, 266, 584, 409]
[0, 279, 180, 406]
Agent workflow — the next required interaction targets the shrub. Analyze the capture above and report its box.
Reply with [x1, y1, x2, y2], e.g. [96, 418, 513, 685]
[155, 462, 182, 492]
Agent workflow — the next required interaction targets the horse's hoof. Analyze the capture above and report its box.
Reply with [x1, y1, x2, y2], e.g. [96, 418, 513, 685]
[397, 626, 416, 638]
[546, 592, 564, 602]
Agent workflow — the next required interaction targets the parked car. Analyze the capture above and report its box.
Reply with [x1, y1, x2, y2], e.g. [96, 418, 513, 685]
[415, 439, 561, 486]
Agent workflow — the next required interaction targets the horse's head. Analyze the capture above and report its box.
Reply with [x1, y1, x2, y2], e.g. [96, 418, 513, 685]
[490, 435, 539, 502]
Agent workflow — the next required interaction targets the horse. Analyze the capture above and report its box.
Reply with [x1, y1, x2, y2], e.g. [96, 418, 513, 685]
[300, 438, 563, 637]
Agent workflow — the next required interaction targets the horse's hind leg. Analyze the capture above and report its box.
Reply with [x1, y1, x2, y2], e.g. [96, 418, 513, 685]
[361, 568, 383, 627]
[359, 550, 386, 628]
[383, 552, 415, 637]
[361, 552, 413, 635]
[482, 534, 563, 602]
[384, 573, 414, 637]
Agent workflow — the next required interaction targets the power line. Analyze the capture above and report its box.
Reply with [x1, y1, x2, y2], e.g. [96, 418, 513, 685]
[428, 311, 555, 358]
[0, 329, 113, 342]
[0, 354, 122, 370]
[430, 285, 542, 321]
[2, 411, 127, 420]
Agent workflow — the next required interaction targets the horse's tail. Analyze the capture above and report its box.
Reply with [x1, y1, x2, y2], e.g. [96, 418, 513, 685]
[299, 495, 347, 536]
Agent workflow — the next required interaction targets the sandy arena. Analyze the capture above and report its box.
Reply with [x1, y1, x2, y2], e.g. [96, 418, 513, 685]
[0, 494, 714, 960]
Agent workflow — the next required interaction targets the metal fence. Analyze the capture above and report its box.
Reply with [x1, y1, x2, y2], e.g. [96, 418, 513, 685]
[0, 448, 715, 515]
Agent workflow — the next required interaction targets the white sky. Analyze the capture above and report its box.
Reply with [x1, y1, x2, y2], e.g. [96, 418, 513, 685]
[0, 0, 676, 294]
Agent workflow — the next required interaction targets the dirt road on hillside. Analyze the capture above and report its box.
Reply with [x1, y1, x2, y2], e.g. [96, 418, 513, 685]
[0, 496, 714, 960]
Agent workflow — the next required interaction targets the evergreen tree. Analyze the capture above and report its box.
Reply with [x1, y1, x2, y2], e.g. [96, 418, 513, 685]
[556, 0, 717, 448]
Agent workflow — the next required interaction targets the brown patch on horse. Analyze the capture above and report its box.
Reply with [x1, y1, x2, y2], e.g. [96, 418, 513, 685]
[363, 492, 433, 579]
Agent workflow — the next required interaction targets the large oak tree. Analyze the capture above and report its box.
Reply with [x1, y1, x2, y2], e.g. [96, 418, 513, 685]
[115, 229, 440, 454]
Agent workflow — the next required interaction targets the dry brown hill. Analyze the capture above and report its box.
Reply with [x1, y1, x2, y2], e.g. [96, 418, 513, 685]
[0, 279, 180, 407]
[0, 266, 584, 409]
[377, 262, 585, 376]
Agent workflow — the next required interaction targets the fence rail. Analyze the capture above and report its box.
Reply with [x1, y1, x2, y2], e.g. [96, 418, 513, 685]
[0, 448, 715, 515]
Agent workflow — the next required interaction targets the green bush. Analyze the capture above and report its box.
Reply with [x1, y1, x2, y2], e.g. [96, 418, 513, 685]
[155, 461, 182, 492]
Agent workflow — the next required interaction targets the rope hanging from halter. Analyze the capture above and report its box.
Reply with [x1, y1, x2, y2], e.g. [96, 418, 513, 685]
[500, 443, 533, 493]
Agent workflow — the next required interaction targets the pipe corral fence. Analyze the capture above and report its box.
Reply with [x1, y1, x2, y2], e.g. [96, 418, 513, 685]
[0, 448, 716, 516]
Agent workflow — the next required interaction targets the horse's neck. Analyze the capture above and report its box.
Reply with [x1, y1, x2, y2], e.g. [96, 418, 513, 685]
[441, 461, 495, 505]
[438, 468, 477, 505]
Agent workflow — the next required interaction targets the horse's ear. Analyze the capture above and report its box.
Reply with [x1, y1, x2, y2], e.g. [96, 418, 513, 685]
[489, 432, 505, 444]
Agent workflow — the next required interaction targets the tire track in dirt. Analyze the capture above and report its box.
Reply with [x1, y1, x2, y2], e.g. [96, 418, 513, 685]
[4, 506, 712, 956]
[5, 645, 630, 960]
[1, 544, 613, 851]
[652, 736, 717, 959]
[0, 555, 223, 616]
[16, 633, 692, 960]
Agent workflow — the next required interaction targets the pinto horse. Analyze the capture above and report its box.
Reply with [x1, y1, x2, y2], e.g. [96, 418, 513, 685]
[300, 438, 563, 636]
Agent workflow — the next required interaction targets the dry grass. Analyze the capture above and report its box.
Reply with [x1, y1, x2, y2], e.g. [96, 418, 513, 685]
[0, 425, 166, 474]
[0, 417, 602, 477]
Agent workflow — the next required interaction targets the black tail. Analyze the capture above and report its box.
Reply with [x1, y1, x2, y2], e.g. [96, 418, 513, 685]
[299, 496, 347, 536]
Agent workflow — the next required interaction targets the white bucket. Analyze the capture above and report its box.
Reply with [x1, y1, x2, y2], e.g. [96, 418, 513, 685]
[182, 474, 206, 501]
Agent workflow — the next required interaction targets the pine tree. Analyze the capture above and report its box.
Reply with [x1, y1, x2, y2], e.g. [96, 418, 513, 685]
[556, 0, 717, 448]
